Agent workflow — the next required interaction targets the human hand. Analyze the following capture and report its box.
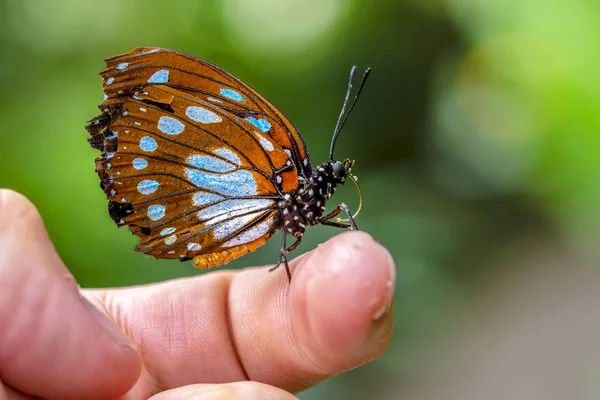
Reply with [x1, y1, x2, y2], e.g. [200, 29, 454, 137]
[0, 190, 395, 400]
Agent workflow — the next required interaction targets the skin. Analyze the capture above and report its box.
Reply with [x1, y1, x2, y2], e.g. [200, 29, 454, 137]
[0, 189, 395, 400]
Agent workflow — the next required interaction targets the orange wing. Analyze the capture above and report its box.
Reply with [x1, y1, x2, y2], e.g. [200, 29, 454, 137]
[98, 47, 312, 177]
[88, 82, 297, 268]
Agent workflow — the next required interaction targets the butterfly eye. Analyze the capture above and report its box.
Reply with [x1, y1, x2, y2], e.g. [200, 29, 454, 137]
[332, 161, 346, 177]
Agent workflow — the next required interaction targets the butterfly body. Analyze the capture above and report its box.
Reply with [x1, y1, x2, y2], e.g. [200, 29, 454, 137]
[86, 47, 368, 280]
[280, 159, 353, 237]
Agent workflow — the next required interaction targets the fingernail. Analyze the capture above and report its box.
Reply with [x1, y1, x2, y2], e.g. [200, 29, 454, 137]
[372, 248, 396, 321]
[80, 295, 136, 350]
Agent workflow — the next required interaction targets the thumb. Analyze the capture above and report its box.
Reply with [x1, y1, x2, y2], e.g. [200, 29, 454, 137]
[0, 190, 141, 400]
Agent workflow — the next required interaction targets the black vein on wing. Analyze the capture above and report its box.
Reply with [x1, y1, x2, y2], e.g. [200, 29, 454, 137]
[106, 48, 242, 89]
[130, 190, 280, 209]
[137, 204, 278, 252]
[106, 171, 269, 202]
[195, 59, 313, 177]
[112, 150, 244, 177]
[155, 102, 284, 195]
[219, 80, 311, 179]
[184, 95, 280, 180]
[113, 129, 272, 185]
[103, 82, 258, 115]
[117, 47, 310, 177]
[107, 47, 311, 178]
[119, 97, 266, 175]
[179, 209, 278, 257]
[111, 171, 279, 206]
[111, 121, 276, 185]
[179, 208, 277, 252]
[131, 196, 277, 236]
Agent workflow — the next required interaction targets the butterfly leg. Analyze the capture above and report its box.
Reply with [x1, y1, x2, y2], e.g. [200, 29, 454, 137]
[321, 220, 351, 229]
[269, 233, 302, 282]
[316, 202, 358, 230]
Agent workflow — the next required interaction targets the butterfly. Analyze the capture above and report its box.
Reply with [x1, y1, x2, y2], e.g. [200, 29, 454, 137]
[86, 47, 370, 281]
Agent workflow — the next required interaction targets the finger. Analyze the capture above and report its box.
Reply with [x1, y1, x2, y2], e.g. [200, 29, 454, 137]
[1, 382, 34, 400]
[87, 231, 394, 396]
[148, 382, 298, 400]
[230, 231, 395, 391]
[0, 190, 142, 400]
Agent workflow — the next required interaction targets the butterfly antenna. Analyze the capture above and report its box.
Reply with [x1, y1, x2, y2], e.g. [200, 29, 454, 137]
[329, 66, 372, 160]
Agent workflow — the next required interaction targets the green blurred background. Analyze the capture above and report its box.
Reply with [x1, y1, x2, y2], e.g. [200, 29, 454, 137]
[1, 0, 599, 398]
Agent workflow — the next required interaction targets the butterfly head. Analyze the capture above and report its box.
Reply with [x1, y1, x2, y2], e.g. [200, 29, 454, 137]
[327, 158, 364, 225]
[331, 158, 355, 183]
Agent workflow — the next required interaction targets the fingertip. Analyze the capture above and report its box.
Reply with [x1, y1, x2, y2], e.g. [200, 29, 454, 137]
[0, 189, 43, 233]
[291, 231, 395, 371]
[226, 231, 395, 391]
[0, 188, 34, 209]
[296, 230, 394, 283]
[0, 189, 64, 280]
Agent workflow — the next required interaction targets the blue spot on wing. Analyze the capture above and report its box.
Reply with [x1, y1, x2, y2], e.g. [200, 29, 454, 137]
[188, 154, 236, 173]
[147, 69, 169, 83]
[160, 227, 176, 236]
[117, 62, 129, 70]
[185, 169, 258, 196]
[140, 136, 158, 152]
[213, 148, 242, 166]
[192, 192, 224, 206]
[133, 158, 148, 170]
[148, 205, 165, 221]
[106, 77, 115, 85]
[137, 180, 159, 195]
[158, 116, 185, 135]
[220, 88, 244, 102]
[245, 117, 272, 133]
[198, 199, 274, 221]
[222, 214, 277, 248]
[186, 106, 222, 124]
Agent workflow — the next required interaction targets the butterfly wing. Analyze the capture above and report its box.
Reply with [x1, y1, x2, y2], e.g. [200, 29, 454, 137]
[97, 47, 312, 177]
[87, 82, 297, 268]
